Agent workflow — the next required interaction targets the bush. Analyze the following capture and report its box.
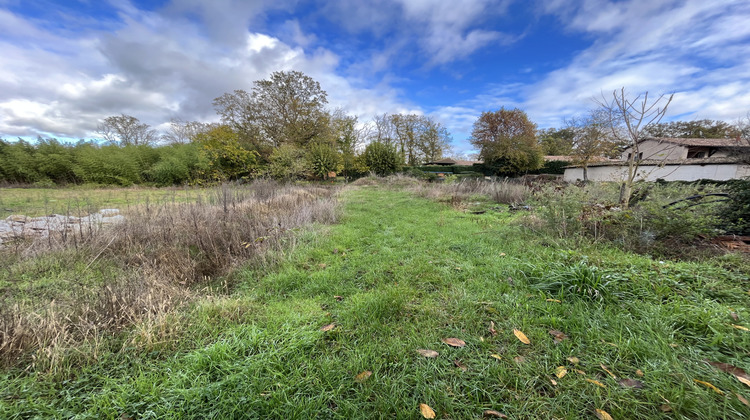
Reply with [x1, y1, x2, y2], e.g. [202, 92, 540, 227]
[362, 142, 401, 176]
[306, 142, 341, 180]
[721, 178, 750, 235]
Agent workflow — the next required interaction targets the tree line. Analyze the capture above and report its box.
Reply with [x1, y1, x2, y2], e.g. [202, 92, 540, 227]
[2, 71, 749, 193]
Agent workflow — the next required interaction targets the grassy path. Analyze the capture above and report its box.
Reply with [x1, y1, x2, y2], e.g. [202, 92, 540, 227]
[2, 186, 749, 419]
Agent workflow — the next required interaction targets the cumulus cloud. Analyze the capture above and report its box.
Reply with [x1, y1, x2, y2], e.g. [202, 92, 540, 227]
[0, 1, 416, 139]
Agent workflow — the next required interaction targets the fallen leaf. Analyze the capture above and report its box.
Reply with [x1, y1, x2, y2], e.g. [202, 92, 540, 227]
[708, 361, 750, 388]
[513, 329, 530, 345]
[489, 321, 497, 336]
[454, 360, 468, 371]
[586, 378, 606, 388]
[694, 379, 724, 394]
[479, 336, 485, 342]
[731, 312, 739, 321]
[318, 263, 327, 268]
[732, 324, 750, 331]
[551, 379, 558, 386]
[600, 364, 617, 379]
[549, 329, 568, 344]
[669, 343, 678, 348]
[636, 369, 644, 377]
[574, 369, 586, 375]
[659, 404, 672, 412]
[441, 338, 466, 348]
[491, 354, 502, 361]
[320, 323, 336, 332]
[499, 253, 506, 257]
[555, 366, 568, 379]
[334, 295, 344, 301]
[618, 378, 644, 389]
[482, 410, 508, 418]
[354, 371, 372, 383]
[567, 356, 580, 365]
[594, 409, 613, 420]
[419, 403, 436, 419]
[736, 393, 749, 406]
[546, 298, 561, 303]
[514, 356, 526, 364]
[417, 349, 439, 358]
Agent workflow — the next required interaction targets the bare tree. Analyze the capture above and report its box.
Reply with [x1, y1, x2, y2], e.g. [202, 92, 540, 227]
[162, 118, 211, 144]
[97, 114, 158, 146]
[596, 88, 674, 208]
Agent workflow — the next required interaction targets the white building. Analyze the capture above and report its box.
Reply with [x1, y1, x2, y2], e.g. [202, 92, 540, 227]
[564, 137, 750, 182]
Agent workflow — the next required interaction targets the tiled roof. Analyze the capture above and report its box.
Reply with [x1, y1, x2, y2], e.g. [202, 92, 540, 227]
[642, 137, 750, 148]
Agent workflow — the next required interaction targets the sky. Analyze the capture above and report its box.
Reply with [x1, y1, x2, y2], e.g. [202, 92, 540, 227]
[1, 0, 749, 154]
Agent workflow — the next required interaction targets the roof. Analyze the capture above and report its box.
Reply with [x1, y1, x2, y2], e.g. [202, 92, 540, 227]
[640, 137, 750, 148]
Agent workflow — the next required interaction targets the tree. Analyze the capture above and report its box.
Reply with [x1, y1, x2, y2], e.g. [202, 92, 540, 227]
[362, 141, 401, 176]
[537, 127, 575, 156]
[469, 108, 543, 174]
[194, 125, 258, 181]
[368, 113, 452, 165]
[267, 144, 307, 180]
[596, 88, 673, 208]
[644, 119, 737, 139]
[162, 119, 211, 144]
[566, 110, 618, 183]
[97, 114, 158, 146]
[212, 71, 330, 156]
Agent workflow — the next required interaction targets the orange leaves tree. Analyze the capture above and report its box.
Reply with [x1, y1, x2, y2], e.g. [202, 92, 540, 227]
[470, 108, 543, 175]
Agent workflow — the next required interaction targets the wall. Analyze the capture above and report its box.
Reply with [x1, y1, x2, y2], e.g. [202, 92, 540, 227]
[621, 140, 686, 160]
[564, 163, 748, 182]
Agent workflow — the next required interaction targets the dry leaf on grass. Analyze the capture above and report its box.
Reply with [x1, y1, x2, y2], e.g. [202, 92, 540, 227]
[731, 312, 739, 321]
[708, 361, 750, 387]
[548, 329, 568, 344]
[555, 366, 568, 379]
[636, 369, 644, 377]
[600, 364, 617, 379]
[736, 393, 749, 406]
[567, 356, 580, 365]
[550, 379, 558, 386]
[417, 349, 439, 358]
[514, 356, 526, 364]
[732, 324, 749, 331]
[618, 378, 644, 389]
[334, 295, 344, 301]
[454, 360, 468, 371]
[441, 338, 466, 347]
[482, 410, 508, 418]
[320, 323, 336, 332]
[574, 369, 586, 375]
[546, 298, 561, 303]
[318, 263, 327, 268]
[586, 378, 606, 388]
[491, 354, 502, 361]
[513, 329, 530, 345]
[659, 404, 672, 412]
[489, 321, 497, 336]
[354, 371, 372, 383]
[594, 409, 613, 420]
[419, 403, 436, 419]
[694, 379, 724, 394]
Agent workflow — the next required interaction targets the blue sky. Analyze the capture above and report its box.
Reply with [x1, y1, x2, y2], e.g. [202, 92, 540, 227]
[1, 0, 749, 154]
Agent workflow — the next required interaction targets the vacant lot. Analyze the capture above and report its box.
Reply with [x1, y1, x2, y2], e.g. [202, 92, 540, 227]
[2, 183, 749, 419]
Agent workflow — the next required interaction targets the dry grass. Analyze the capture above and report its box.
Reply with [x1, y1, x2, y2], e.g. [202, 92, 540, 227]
[409, 178, 531, 207]
[0, 180, 338, 371]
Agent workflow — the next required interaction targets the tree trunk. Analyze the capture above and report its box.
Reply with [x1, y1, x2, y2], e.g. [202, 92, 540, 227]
[582, 165, 589, 183]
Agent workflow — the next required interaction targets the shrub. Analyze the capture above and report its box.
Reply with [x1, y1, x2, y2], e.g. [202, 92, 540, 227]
[306, 142, 341, 180]
[721, 178, 750, 235]
[267, 144, 307, 180]
[362, 142, 401, 176]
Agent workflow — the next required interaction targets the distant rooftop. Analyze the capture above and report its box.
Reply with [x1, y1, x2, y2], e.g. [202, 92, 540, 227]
[425, 158, 483, 166]
[641, 137, 750, 148]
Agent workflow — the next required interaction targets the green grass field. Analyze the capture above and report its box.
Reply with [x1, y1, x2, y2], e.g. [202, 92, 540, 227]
[2, 185, 749, 419]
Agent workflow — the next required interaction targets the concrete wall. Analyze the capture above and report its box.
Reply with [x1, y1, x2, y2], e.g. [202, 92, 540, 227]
[564, 163, 749, 182]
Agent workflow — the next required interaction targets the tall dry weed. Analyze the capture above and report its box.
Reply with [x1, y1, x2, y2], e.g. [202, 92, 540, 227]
[0, 181, 338, 371]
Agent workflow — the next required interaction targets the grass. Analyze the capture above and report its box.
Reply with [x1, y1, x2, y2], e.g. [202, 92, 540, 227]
[1, 183, 749, 419]
[0, 185, 214, 218]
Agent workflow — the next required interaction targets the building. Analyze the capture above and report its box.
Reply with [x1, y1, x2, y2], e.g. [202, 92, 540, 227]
[564, 137, 750, 182]
[424, 158, 483, 166]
